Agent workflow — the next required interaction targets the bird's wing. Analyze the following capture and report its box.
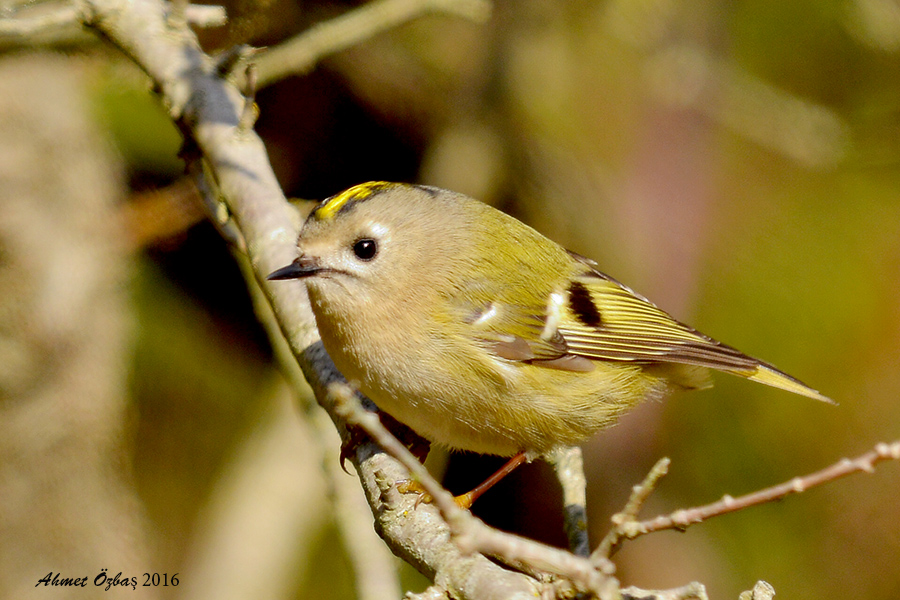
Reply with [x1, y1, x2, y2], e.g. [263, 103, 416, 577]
[555, 256, 831, 402]
[460, 290, 571, 363]
[464, 252, 831, 402]
[558, 269, 758, 369]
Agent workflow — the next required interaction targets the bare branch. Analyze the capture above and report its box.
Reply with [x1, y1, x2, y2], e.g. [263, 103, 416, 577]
[254, 0, 491, 88]
[593, 457, 670, 561]
[604, 441, 900, 547]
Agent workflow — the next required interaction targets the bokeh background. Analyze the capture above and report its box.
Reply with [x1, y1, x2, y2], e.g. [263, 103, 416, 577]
[2, 0, 899, 598]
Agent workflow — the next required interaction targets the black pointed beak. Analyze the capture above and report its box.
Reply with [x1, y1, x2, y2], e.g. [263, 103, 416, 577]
[267, 256, 323, 280]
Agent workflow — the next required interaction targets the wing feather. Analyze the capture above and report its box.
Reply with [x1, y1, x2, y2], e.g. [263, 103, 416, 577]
[557, 262, 832, 402]
[452, 251, 831, 402]
[557, 271, 757, 371]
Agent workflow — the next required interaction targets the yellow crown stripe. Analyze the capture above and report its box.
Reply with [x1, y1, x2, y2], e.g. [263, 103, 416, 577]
[314, 181, 399, 221]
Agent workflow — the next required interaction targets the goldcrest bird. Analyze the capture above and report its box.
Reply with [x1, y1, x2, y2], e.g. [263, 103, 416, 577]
[269, 182, 831, 500]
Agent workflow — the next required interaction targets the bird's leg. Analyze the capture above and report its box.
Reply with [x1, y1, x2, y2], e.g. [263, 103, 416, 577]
[399, 451, 528, 509]
[454, 451, 528, 509]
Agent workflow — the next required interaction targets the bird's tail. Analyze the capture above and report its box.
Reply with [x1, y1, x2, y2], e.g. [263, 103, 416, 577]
[745, 363, 835, 404]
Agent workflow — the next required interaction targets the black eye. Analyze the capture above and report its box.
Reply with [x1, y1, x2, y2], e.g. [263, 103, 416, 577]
[352, 238, 378, 261]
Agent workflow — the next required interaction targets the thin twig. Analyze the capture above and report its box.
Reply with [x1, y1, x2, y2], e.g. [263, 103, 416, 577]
[604, 441, 900, 551]
[254, 0, 491, 88]
[593, 457, 670, 561]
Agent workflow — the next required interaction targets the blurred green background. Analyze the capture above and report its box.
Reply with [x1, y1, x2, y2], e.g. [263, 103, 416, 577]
[3, 0, 899, 598]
